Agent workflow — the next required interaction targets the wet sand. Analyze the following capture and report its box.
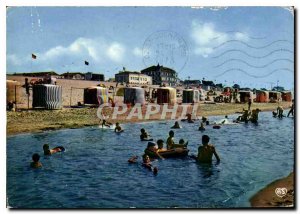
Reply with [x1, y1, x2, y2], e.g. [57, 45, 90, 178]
[250, 172, 294, 207]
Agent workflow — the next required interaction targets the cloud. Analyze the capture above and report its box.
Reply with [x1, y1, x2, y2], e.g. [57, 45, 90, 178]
[7, 54, 23, 66]
[190, 21, 249, 57]
[7, 37, 127, 72]
[106, 43, 125, 62]
[133, 47, 143, 57]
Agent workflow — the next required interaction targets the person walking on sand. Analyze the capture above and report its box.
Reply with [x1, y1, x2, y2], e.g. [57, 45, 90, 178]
[197, 135, 220, 163]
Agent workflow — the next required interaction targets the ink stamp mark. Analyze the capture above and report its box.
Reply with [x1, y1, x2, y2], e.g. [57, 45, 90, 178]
[142, 30, 189, 72]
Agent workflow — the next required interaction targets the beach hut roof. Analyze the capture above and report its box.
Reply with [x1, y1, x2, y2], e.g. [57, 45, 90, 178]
[239, 90, 252, 93]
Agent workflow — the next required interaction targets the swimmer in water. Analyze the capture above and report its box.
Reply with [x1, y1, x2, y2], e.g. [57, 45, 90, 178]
[179, 139, 189, 146]
[171, 121, 181, 129]
[43, 144, 63, 155]
[114, 122, 123, 132]
[199, 122, 205, 131]
[101, 119, 111, 128]
[197, 135, 220, 164]
[142, 154, 158, 175]
[140, 128, 151, 140]
[30, 153, 42, 168]
[157, 139, 166, 152]
[186, 113, 194, 123]
[128, 156, 138, 163]
[144, 142, 164, 159]
[167, 130, 188, 149]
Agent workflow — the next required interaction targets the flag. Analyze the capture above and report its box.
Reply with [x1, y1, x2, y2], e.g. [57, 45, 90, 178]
[84, 61, 89, 65]
[32, 54, 37, 59]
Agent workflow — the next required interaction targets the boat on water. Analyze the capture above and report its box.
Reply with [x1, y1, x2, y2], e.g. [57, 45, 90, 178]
[145, 148, 189, 158]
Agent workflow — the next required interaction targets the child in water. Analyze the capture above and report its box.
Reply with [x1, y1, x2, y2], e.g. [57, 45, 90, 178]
[115, 122, 123, 132]
[144, 142, 164, 159]
[157, 139, 166, 152]
[43, 144, 64, 155]
[102, 119, 111, 128]
[197, 135, 220, 163]
[30, 153, 42, 168]
[142, 154, 158, 175]
[199, 122, 205, 131]
[140, 128, 151, 140]
[171, 121, 181, 129]
[167, 131, 188, 149]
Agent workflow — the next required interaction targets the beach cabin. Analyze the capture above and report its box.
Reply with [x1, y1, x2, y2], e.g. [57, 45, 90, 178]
[157, 87, 177, 104]
[238, 91, 253, 103]
[255, 90, 269, 103]
[281, 91, 292, 102]
[268, 91, 281, 103]
[6, 80, 21, 104]
[84, 86, 109, 105]
[182, 89, 199, 103]
[124, 87, 146, 105]
[32, 84, 62, 109]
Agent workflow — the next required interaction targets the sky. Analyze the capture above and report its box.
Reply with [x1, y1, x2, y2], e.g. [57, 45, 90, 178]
[6, 6, 294, 89]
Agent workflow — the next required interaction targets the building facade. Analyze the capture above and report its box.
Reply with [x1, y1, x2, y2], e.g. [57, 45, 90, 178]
[61, 72, 85, 80]
[141, 64, 178, 86]
[115, 71, 152, 85]
[85, 72, 105, 81]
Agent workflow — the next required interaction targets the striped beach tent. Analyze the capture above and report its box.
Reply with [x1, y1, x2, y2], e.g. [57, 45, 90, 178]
[182, 89, 199, 103]
[124, 87, 145, 105]
[32, 84, 62, 109]
[157, 87, 177, 104]
[84, 86, 109, 105]
[6, 80, 21, 104]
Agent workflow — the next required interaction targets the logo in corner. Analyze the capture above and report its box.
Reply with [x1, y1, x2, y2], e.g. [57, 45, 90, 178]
[275, 187, 287, 198]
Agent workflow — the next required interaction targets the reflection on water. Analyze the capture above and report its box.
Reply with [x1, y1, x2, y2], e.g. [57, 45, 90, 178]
[7, 111, 294, 208]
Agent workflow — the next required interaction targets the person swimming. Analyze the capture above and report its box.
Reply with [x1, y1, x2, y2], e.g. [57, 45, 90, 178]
[115, 122, 123, 133]
[197, 135, 220, 163]
[186, 113, 194, 123]
[140, 128, 151, 140]
[166, 130, 188, 150]
[221, 115, 229, 124]
[277, 106, 284, 118]
[101, 119, 112, 128]
[43, 144, 64, 155]
[30, 153, 42, 168]
[142, 154, 158, 175]
[199, 122, 205, 131]
[144, 142, 164, 159]
[157, 139, 166, 152]
[250, 108, 261, 123]
[179, 139, 189, 146]
[171, 121, 181, 129]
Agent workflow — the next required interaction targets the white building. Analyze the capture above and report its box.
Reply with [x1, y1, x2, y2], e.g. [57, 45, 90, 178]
[115, 71, 152, 85]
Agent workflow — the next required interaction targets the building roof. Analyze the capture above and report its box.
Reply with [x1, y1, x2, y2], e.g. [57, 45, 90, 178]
[61, 72, 85, 76]
[141, 64, 176, 74]
[202, 80, 215, 86]
[116, 71, 149, 76]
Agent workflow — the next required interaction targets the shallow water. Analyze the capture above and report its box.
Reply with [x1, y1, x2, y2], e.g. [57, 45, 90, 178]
[7, 111, 294, 208]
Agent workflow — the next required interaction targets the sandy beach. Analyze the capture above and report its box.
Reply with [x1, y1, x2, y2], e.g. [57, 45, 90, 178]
[250, 172, 294, 207]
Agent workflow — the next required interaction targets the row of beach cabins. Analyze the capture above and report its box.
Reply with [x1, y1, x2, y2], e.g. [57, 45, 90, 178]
[7, 80, 293, 110]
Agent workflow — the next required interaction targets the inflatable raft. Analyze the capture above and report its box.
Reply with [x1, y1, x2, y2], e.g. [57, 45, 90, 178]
[145, 148, 189, 159]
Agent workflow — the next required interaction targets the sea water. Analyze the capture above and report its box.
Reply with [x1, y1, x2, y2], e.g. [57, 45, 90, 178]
[7, 111, 294, 208]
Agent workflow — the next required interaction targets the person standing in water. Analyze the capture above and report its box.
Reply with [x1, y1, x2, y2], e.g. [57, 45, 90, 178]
[197, 135, 220, 163]
[287, 100, 294, 117]
[30, 153, 42, 168]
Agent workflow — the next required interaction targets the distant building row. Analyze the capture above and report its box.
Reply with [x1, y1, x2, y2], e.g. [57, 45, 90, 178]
[115, 64, 178, 86]
[14, 71, 105, 81]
